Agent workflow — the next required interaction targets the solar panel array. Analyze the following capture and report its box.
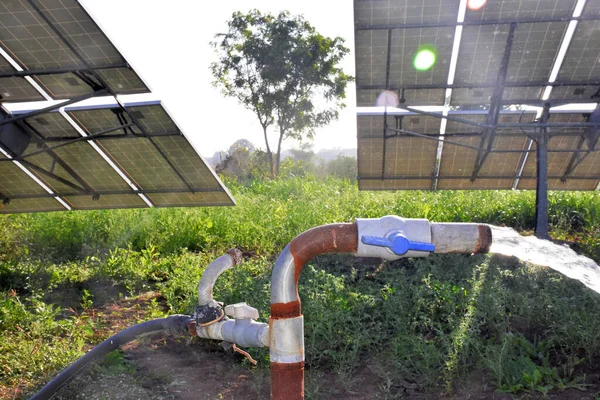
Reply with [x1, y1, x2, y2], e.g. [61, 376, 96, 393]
[0, 0, 233, 212]
[355, 0, 600, 191]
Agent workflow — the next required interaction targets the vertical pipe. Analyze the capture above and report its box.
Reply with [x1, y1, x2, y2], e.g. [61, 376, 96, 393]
[270, 224, 358, 400]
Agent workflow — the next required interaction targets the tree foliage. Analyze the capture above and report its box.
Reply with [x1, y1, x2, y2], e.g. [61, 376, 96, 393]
[215, 139, 269, 182]
[211, 9, 352, 178]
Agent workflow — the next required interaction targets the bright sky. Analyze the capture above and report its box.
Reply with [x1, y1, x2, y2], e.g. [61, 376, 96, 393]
[79, 0, 357, 157]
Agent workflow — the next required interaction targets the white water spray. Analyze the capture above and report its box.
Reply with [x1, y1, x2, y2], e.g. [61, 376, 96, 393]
[489, 226, 600, 294]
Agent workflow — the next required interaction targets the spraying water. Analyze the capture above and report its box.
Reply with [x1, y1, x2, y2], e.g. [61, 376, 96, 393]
[489, 226, 600, 294]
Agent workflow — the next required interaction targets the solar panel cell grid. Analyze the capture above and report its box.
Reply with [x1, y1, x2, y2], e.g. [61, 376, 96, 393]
[507, 22, 566, 82]
[558, 21, 600, 82]
[0, 77, 44, 101]
[35, 72, 91, 98]
[437, 178, 514, 189]
[464, 0, 576, 21]
[450, 88, 494, 105]
[583, 0, 600, 17]
[24, 111, 79, 138]
[69, 108, 142, 136]
[549, 85, 600, 102]
[35, 0, 123, 67]
[52, 141, 132, 191]
[0, 0, 82, 70]
[127, 106, 179, 135]
[0, 161, 47, 196]
[358, 115, 441, 137]
[355, 30, 388, 88]
[95, 68, 147, 94]
[355, 0, 460, 26]
[570, 151, 600, 178]
[438, 136, 480, 176]
[22, 151, 86, 193]
[455, 24, 510, 86]
[100, 138, 188, 191]
[445, 114, 486, 133]
[389, 27, 455, 86]
[518, 179, 598, 190]
[502, 86, 544, 101]
[153, 136, 223, 190]
[0, 197, 64, 213]
[0, 53, 15, 72]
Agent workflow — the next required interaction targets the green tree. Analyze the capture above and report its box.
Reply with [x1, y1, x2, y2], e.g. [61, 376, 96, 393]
[327, 155, 357, 181]
[211, 9, 352, 178]
[215, 139, 269, 182]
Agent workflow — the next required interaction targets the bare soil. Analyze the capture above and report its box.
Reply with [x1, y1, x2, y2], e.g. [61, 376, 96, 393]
[30, 292, 600, 399]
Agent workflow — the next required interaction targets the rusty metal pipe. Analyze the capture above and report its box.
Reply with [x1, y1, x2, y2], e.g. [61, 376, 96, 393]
[270, 223, 358, 400]
[430, 223, 492, 254]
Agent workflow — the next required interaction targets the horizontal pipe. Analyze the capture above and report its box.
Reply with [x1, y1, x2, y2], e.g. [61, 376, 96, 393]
[192, 318, 269, 348]
[430, 223, 492, 254]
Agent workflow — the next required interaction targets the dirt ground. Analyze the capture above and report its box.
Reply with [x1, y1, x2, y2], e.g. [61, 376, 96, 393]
[23, 291, 599, 400]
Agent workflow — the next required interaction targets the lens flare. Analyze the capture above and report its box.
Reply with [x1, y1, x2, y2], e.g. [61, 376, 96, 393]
[467, 0, 487, 10]
[376, 90, 399, 107]
[414, 47, 436, 71]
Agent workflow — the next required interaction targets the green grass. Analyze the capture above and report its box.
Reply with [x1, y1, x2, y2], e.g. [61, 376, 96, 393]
[1, 176, 599, 398]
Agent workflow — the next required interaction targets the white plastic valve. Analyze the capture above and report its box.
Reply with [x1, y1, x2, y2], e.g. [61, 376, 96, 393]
[224, 302, 260, 320]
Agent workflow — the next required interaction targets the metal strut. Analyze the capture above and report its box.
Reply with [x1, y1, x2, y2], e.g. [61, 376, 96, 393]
[18, 120, 100, 199]
[471, 23, 517, 182]
[381, 29, 393, 180]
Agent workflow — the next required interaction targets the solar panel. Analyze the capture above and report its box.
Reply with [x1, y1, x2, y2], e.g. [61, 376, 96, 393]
[0, 102, 235, 212]
[354, 0, 460, 26]
[24, 112, 79, 138]
[454, 24, 511, 87]
[0, 0, 148, 98]
[354, 0, 600, 200]
[0, 1, 234, 213]
[0, 77, 44, 101]
[557, 20, 600, 82]
[463, 0, 576, 21]
[0, 197, 64, 213]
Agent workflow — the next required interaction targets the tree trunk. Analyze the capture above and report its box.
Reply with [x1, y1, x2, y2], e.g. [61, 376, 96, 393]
[262, 125, 274, 179]
[275, 131, 284, 177]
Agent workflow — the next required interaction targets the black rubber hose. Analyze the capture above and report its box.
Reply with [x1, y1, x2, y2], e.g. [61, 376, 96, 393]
[30, 314, 193, 400]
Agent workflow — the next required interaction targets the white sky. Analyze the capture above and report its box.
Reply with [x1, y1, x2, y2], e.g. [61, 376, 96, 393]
[79, 0, 357, 157]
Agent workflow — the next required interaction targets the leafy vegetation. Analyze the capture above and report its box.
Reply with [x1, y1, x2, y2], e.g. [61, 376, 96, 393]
[211, 10, 352, 177]
[1, 176, 599, 398]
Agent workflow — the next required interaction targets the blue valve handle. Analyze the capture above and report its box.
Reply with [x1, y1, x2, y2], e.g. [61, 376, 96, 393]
[361, 232, 435, 255]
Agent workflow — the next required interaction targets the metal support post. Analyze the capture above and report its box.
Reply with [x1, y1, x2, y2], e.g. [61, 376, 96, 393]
[535, 104, 551, 239]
